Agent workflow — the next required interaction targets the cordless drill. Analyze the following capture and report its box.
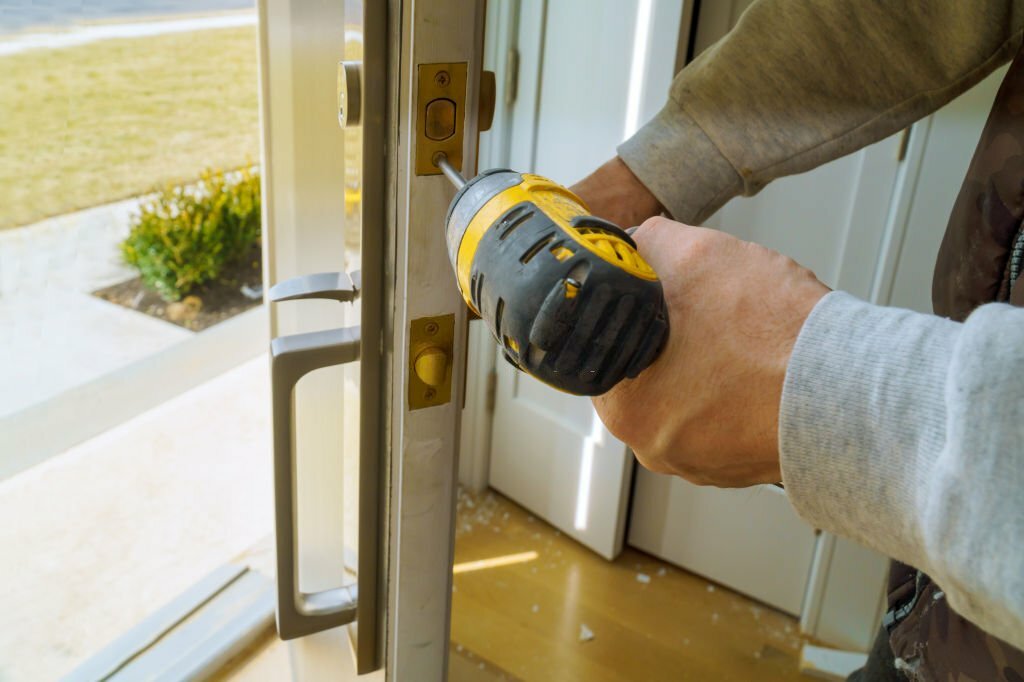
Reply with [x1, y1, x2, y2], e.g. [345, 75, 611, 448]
[436, 155, 668, 396]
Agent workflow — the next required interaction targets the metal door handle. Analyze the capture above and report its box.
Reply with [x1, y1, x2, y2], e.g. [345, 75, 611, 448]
[269, 273, 373, 648]
[267, 270, 359, 303]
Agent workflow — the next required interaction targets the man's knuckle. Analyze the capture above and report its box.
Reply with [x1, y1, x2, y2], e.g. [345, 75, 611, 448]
[632, 217, 663, 245]
[594, 396, 641, 445]
[639, 216, 669, 231]
[633, 448, 669, 475]
[682, 230, 724, 261]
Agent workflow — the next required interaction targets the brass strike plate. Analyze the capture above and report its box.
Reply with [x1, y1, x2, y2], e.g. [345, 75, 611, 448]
[408, 314, 455, 410]
[415, 63, 468, 176]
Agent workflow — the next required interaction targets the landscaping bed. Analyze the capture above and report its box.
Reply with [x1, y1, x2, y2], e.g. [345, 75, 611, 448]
[94, 246, 262, 332]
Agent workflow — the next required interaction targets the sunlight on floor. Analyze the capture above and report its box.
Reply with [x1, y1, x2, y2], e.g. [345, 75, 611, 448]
[450, 488, 808, 682]
[224, 488, 809, 681]
[454, 551, 539, 575]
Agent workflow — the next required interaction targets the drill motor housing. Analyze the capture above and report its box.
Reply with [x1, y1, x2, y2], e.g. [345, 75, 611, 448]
[445, 169, 668, 396]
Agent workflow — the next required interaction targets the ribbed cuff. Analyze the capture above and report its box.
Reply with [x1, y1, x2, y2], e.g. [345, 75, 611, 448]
[779, 292, 959, 562]
[616, 98, 743, 224]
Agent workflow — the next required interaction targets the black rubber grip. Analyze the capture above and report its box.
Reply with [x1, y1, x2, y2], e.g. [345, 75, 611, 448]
[470, 202, 668, 395]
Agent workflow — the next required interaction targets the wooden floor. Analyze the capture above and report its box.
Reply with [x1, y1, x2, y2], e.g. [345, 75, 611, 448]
[222, 488, 809, 681]
[449, 488, 807, 682]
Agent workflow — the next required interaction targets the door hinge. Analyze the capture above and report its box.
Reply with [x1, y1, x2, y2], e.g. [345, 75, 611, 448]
[485, 369, 498, 413]
[505, 48, 519, 107]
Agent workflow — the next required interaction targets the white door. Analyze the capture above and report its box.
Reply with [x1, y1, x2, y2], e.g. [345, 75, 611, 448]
[796, 69, 1009, 651]
[487, 0, 691, 560]
[629, 12, 1008, 648]
[259, 0, 486, 679]
[624, 124, 904, 623]
[623, 0, 906, 624]
[878, 67, 1008, 314]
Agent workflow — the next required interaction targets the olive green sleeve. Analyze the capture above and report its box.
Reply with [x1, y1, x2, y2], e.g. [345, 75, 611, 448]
[619, 0, 1024, 223]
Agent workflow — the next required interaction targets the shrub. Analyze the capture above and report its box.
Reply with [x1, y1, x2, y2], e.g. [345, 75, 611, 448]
[122, 168, 261, 301]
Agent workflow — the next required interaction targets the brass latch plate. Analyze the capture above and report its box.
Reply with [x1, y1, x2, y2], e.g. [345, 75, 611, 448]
[408, 314, 455, 410]
[415, 63, 467, 176]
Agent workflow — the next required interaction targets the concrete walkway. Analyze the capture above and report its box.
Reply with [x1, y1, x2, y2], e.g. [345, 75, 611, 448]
[0, 356, 273, 681]
[1, 196, 144, 296]
[0, 198, 190, 418]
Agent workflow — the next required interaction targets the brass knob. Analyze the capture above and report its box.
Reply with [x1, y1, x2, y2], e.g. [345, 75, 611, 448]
[414, 346, 449, 387]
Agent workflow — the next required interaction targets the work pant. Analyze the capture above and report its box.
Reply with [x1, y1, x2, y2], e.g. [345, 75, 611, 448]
[847, 628, 905, 682]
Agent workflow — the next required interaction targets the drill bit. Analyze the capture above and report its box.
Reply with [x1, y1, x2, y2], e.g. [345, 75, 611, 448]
[433, 153, 467, 189]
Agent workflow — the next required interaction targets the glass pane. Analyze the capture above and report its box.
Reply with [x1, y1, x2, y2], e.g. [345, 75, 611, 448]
[0, 1, 279, 678]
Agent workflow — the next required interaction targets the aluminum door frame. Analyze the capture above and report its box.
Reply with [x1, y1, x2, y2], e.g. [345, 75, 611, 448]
[259, 0, 484, 678]
[382, 0, 486, 679]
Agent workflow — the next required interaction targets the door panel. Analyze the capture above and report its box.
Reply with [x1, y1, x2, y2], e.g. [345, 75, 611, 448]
[629, 475, 816, 615]
[384, 1, 486, 679]
[259, 0, 370, 675]
[884, 67, 1006, 313]
[631, 26, 1006, 650]
[629, 126, 901, 635]
[627, 4, 906, 632]
[490, 370, 634, 559]
[260, 0, 484, 678]
[710, 149, 885, 286]
[489, 0, 688, 560]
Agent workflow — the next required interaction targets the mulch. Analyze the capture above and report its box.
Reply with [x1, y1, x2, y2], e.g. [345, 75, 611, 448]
[93, 248, 263, 332]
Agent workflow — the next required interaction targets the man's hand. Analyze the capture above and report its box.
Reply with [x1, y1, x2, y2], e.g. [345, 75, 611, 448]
[593, 218, 829, 487]
[571, 156, 664, 228]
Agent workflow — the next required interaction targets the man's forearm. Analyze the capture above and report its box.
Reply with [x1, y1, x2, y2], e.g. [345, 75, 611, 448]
[780, 293, 1024, 651]
[621, 0, 1024, 223]
[571, 157, 664, 229]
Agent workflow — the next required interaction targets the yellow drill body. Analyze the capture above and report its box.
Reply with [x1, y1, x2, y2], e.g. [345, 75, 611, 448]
[440, 161, 668, 396]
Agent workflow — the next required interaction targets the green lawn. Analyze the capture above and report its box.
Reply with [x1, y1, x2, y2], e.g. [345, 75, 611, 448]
[0, 26, 261, 229]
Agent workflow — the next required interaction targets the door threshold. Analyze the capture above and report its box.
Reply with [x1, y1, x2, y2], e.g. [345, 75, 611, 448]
[64, 564, 274, 681]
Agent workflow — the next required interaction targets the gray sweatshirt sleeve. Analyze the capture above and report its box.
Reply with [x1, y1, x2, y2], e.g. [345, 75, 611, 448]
[780, 291, 1024, 651]
[619, 0, 1024, 223]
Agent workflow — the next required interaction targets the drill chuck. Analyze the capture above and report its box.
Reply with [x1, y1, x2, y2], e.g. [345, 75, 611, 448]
[440, 162, 668, 396]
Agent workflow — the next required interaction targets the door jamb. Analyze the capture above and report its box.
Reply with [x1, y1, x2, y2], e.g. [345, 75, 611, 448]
[384, 0, 487, 678]
[458, 0, 521, 493]
[457, 0, 549, 495]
